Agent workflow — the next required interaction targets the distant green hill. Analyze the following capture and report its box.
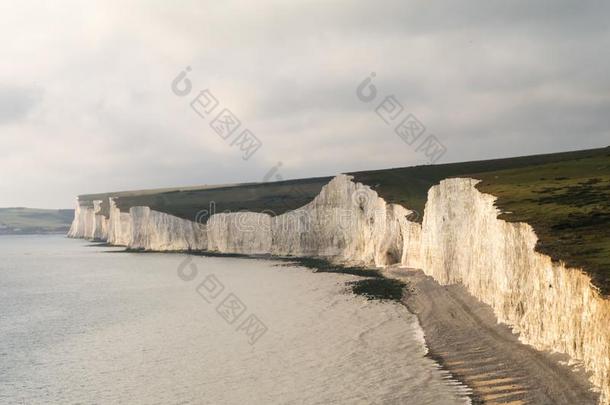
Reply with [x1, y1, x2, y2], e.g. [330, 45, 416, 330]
[0, 208, 74, 235]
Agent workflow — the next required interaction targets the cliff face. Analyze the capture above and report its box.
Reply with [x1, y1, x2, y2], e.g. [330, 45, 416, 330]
[207, 212, 272, 254]
[420, 178, 610, 403]
[67, 175, 609, 403]
[67, 201, 86, 238]
[92, 200, 108, 241]
[68, 200, 107, 241]
[107, 198, 132, 246]
[129, 206, 207, 251]
[270, 175, 420, 267]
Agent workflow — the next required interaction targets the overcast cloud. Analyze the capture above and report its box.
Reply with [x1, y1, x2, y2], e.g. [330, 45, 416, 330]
[1, 0, 609, 208]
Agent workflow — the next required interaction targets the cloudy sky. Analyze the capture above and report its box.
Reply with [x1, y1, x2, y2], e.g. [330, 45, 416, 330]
[1, 1, 609, 208]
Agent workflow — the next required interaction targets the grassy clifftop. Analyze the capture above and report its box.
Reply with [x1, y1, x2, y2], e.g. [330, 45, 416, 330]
[91, 177, 333, 224]
[475, 153, 610, 295]
[351, 146, 609, 295]
[350, 147, 609, 219]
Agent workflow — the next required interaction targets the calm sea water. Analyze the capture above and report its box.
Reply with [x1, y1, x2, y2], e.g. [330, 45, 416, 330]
[0, 235, 469, 404]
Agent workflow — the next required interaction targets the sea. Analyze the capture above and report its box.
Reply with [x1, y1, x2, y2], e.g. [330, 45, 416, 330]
[0, 235, 470, 404]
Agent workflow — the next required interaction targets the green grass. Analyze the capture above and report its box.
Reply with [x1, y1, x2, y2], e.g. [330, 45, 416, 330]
[350, 147, 610, 220]
[474, 154, 610, 295]
[0, 207, 73, 234]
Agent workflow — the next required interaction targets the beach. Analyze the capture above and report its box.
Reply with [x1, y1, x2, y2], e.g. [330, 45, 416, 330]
[385, 267, 599, 404]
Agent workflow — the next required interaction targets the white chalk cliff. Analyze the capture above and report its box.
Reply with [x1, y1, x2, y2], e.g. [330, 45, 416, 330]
[107, 198, 132, 246]
[68, 174, 609, 403]
[68, 199, 107, 241]
[207, 212, 272, 254]
[129, 206, 207, 251]
[420, 178, 609, 404]
[67, 201, 88, 238]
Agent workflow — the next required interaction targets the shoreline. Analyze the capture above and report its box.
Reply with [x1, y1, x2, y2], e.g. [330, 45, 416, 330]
[124, 247, 407, 301]
[104, 243, 484, 405]
[89, 240, 600, 404]
[385, 266, 599, 405]
[66, 152, 610, 404]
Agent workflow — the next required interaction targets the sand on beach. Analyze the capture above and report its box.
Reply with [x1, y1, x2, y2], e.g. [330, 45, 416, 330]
[384, 267, 599, 405]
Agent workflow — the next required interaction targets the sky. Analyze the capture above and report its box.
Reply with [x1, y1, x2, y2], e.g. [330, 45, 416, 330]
[1, 0, 609, 208]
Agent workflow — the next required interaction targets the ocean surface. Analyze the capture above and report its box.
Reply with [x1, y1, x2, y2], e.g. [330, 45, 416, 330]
[0, 235, 470, 404]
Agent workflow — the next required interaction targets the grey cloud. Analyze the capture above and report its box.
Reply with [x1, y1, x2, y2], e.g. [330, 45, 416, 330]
[0, 1, 609, 208]
[0, 85, 43, 124]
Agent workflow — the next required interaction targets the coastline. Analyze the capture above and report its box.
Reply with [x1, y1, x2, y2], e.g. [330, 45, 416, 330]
[115, 246, 475, 401]
[0, 230, 69, 236]
[385, 266, 599, 405]
[68, 173, 610, 403]
[115, 245, 599, 405]
[115, 245, 598, 404]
